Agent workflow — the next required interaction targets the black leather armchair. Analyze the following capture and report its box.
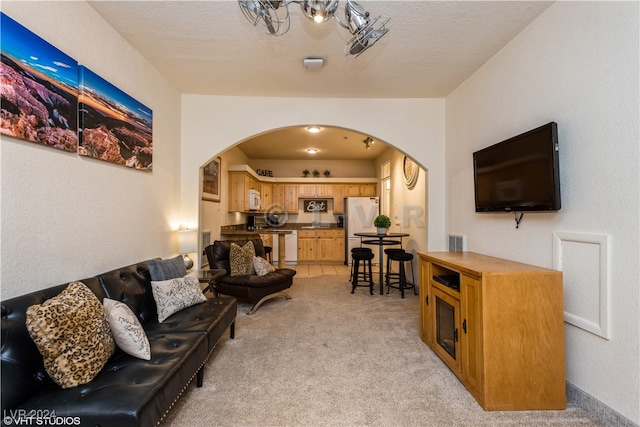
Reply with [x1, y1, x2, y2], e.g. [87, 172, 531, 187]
[205, 239, 296, 314]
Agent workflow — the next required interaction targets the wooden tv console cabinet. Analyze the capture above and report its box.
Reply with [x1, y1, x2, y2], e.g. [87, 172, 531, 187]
[418, 251, 566, 411]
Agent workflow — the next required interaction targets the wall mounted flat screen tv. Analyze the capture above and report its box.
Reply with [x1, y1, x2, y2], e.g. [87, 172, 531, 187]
[473, 122, 561, 212]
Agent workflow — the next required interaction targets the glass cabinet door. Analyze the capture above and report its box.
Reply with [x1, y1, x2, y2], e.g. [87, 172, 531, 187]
[431, 287, 461, 375]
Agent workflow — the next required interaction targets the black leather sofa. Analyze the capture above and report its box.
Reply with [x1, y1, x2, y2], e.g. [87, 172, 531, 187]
[205, 238, 296, 314]
[1, 260, 237, 427]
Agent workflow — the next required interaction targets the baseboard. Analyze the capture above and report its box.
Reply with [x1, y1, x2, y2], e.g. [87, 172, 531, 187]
[567, 382, 638, 427]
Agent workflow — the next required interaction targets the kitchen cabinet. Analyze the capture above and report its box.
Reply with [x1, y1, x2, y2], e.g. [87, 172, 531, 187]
[343, 183, 376, 197]
[298, 184, 333, 198]
[418, 251, 565, 411]
[227, 166, 376, 214]
[259, 233, 273, 248]
[332, 185, 344, 214]
[315, 184, 333, 197]
[298, 184, 316, 197]
[297, 230, 316, 261]
[273, 184, 299, 213]
[317, 229, 344, 261]
[228, 172, 260, 212]
[260, 182, 273, 211]
[297, 229, 344, 262]
[359, 184, 376, 196]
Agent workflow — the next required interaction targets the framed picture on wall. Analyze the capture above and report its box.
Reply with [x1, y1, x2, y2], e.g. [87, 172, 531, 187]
[202, 157, 221, 202]
[78, 66, 153, 172]
[0, 13, 78, 152]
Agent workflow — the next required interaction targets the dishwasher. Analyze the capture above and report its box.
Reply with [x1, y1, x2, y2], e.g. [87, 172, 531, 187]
[271, 230, 297, 264]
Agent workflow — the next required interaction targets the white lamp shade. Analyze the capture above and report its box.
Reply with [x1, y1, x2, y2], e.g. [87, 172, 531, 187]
[177, 229, 197, 254]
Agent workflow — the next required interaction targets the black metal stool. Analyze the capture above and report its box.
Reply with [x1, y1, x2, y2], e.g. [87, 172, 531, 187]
[384, 248, 406, 286]
[351, 250, 374, 295]
[264, 246, 272, 263]
[386, 251, 416, 298]
[349, 247, 372, 282]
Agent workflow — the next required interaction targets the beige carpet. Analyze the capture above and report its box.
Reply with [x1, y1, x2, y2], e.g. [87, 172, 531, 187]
[162, 274, 602, 426]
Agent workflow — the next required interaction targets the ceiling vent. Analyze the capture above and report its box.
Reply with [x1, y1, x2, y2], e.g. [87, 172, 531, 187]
[303, 57, 324, 70]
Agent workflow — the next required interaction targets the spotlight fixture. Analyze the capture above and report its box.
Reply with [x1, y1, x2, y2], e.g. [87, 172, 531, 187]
[238, 0, 390, 58]
[363, 136, 374, 149]
[307, 148, 318, 154]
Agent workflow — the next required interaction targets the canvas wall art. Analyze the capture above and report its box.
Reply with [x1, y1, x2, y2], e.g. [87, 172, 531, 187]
[0, 12, 78, 152]
[202, 157, 221, 202]
[78, 66, 153, 171]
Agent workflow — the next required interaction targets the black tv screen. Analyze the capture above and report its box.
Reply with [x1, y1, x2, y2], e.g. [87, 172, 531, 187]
[473, 122, 561, 212]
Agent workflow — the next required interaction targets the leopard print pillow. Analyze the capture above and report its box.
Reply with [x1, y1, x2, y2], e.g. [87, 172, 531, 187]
[26, 281, 115, 389]
[230, 241, 256, 276]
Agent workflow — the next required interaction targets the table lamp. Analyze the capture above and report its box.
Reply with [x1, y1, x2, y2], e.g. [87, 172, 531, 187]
[177, 229, 197, 270]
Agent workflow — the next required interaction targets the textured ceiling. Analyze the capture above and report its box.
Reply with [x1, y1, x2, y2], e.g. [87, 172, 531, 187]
[87, 0, 553, 159]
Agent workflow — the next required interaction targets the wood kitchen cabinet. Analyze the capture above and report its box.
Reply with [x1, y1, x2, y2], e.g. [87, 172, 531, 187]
[418, 251, 565, 411]
[343, 183, 376, 197]
[259, 233, 273, 248]
[298, 184, 333, 198]
[332, 185, 344, 214]
[228, 171, 260, 212]
[273, 184, 299, 213]
[260, 182, 273, 211]
[227, 166, 376, 214]
[297, 230, 316, 261]
[298, 229, 344, 262]
[298, 184, 316, 197]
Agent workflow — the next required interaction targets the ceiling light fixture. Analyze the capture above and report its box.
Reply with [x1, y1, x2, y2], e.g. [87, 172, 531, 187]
[307, 148, 318, 154]
[238, 0, 390, 58]
[307, 126, 321, 133]
[363, 136, 374, 149]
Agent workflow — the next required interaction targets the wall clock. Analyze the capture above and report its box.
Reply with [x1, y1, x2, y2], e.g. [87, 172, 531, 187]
[403, 156, 419, 189]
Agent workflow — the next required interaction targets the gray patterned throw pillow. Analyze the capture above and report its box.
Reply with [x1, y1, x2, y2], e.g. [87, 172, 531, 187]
[151, 272, 207, 322]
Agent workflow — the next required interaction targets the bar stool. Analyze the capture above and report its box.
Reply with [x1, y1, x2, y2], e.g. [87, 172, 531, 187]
[386, 251, 416, 298]
[264, 246, 272, 263]
[349, 247, 372, 282]
[351, 250, 374, 295]
[384, 248, 406, 286]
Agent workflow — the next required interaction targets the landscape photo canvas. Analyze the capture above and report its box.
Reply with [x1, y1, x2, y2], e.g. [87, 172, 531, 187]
[0, 12, 78, 152]
[78, 66, 152, 171]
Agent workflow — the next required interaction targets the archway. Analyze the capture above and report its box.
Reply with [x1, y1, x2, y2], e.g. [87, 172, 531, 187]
[196, 125, 428, 274]
[180, 95, 446, 267]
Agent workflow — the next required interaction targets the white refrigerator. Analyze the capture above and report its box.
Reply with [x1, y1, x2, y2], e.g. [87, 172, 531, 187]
[344, 197, 380, 265]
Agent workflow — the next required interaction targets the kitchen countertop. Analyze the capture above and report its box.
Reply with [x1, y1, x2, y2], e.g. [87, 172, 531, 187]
[221, 224, 344, 234]
[221, 229, 293, 235]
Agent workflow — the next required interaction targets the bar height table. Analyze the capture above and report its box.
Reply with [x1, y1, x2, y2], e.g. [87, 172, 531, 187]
[354, 232, 409, 295]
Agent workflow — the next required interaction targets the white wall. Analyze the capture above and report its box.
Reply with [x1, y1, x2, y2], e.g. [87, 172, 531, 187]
[0, 2, 182, 299]
[181, 96, 446, 262]
[446, 2, 639, 423]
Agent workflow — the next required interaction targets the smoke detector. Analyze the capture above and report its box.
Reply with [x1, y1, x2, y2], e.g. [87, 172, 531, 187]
[303, 57, 324, 70]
